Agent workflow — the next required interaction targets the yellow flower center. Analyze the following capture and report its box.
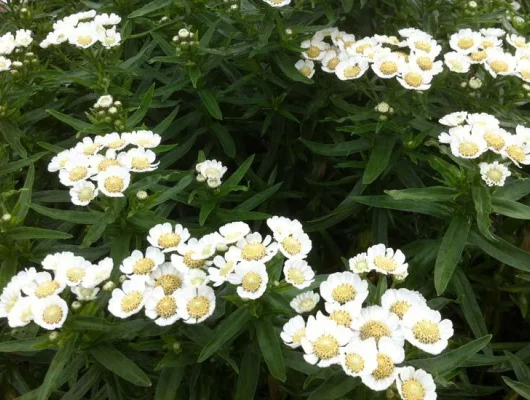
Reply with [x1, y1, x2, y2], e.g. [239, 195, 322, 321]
[486, 169, 504, 183]
[327, 57, 340, 70]
[77, 36, 93, 46]
[98, 159, 120, 172]
[343, 65, 362, 78]
[104, 176, 124, 193]
[345, 353, 365, 373]
[121, 291, 142, 312]
[108, 139, 125, 149]
[416, 56, 433, 71]
[313, 334, 340, 360]
[360, 320, 391, 342]
[521, 70, 530, 79]
[133, 258, 155, 275]
[413, 320, 441, 344]
[69, 166, 88, 182]
[158, 233, 181, 249]
[136, 138, 153, 147]
[287, 268, 306, 285]
[187, 296, 210, 318]
[35, 281, 60, 298]
[6, 296, 19, 313]
[156, 274, 182, 295]
[515, 38, 527, 47]
[490, 60, 509, 73]
[470, 50, 487, 62]
[414, 41, 431, 52]
[156, 296, 177, 318]
[390, 300, 412, 319]
[66, 267, 85, 283]
[306, 46, 321, 59]
[484, 132, 505, 150]
[282, 236, 302, 256]
[292, 328, 306, 344]
[43, 305, 63, 324]
[242, 272, 262, 293]
[403, 72, 423, 88]
[482, 40, 494, 48]
[241, 243, 267, 261]
[457, 37, 474, 49]
[78, 187, 94, 202]
[355, 43, 372, 54]
[219, 261, 235, 277]
[372, 354, 395, 380]
[380, 61, 398, 75]
[183, 252, 206, 269]
[299, 299, 316, 312]
[331, 283, 356, 304]
[374, 255, 398, 272]
[458, 142, 479, 157]
[82, 144, 99, 155]
[300, 66, 312, 77]
[329, 310, 352, 327]
[131, 156, 150, 170]
[401, 379, 426, 400]
[506, 145, 526, 163]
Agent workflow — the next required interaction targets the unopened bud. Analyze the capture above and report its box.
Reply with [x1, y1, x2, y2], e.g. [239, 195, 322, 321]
[49, 332, 59, 341]
[2, 213, 11, 222]
[173, 341, 182, 353]
[136, 190, 148, 200]
[71, 301, 82, 310]
[103, 281, 116, 291]
[119, 274, 127, 283]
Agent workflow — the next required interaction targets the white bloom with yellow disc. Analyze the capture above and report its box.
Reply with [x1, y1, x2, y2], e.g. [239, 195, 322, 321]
[145, 286, 180, 326]
[70, 181, 99, 206]
[83, 257, 113, 288]
[0, 282, 23, 319]
[171, 238, 213, 274]
[396, 366, 437, 400]
[361, 337, 405, 391]
[283, 259, 315, 289]
[501, 134, 530, 167]
[484, 49, 517, 78]
[108, 278, 150, 318]
[267, 216, 304, 240]
[301, 39, 330, 61]
[281, 315, 307, 349]
[277, 230, 312, 259]
[22, 271, 66, 299]
[372, 53, 405, 79]
[48, 149, 77, 172]
[99, 132, 128, 151]
[381, 288, 426, 321]
[443, 52, 471, 73]
[32, 295, 69, 330]
[96, 166, 131, 197]
[125, 130, 161, 148]
[335, 56, 369, 81]
[402, 306, 453, 354]
[439, 111, 468, 127]
[397, 63, 433, 91]
[7, 296, 34, 328]
[449, 29, 482, 54]
[218, 221, 251, 245]
[233, 232, 278, 263]
[176, 285, 216, 324]
[228, 260, 269, 300]
[339, 337, 378, 377]
[321, 50, 347, 73]
[445, 125, 488, 159]
[148, 262, 185, 295]
[184, 269, 210, 288]
[59, 158, 95, 187]
[472, 125, 510, 154]
[325, 302, 362, 329]
[367, 244, 408, 276]
[407, 33, 440, 56]
[295, 59, 315, 79]
[290, 291, 320, 314]
[117, 147, 159, 172]
[409, 52, 443, 75]
[348, 252, 371, 274]
[120, 247, 165, 278]
[147, 223, 190, 253]
[208, 249, 239, 287]
[320, 271, 369, 307]
[351, 305, 405, 347]
[55, 255, 92, 287]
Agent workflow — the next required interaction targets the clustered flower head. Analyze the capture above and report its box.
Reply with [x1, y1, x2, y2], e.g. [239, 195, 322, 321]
[48, 131, 161, 205]
[171, 28, 198, 52]
[445, 28, 530, 82]
[281, 245, 453, 399]
[438, 111, 530, 186]
[40, 10, 121, 49]
[91, 95, 124, 127]
[0, 29, 34, 73]
[261, 0, 291, 7]
[195, 160, 228, 188]
[0, 252, 113, 330]
[296, 27, 444, 91]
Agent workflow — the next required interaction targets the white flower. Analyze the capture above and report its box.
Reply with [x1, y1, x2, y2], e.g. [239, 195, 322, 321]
[193, 232, 223, 260]
[22, 272, 65, 299]
[171, 239, 213, 273]
[321, 50, 344, 73]
[98, 27, 121, 48]
[283, 259, 315, 289]
[290, 291, 320, 313]
[445, 125, 488, 159]
[485, 50, 517, 78]
[0, 282, 22, 318]
[367, 244, 408, 276]
[147, 223, 190, 253]
[336, 33, 356, 52]
[320, 271, 369, 307]
[507, 34, 529, 49]
[361, 337, 405, 391]
[439, 111, 468, 127]
[218, 221, 251, 245]
[281, 315, 306, 349]
[71, 10, 97, 22]
[267, 216, 303, 240]
[374, 34, 405, 47]
[397, 64, 433, 91]
[41, 252, 73, 272]
[72, 285, 100, 301]
[407, 33, 441, 56]
[449, 29, 482, 54]
[480, 28, 506, 38]
[469, 76, 483, 89]
[467, 112, 500, 129]
[208, 250, 239, 287]
[301, 39, 330, 61]
[148, 262, 185, 295]
[95, 95, 114, 108]
[372, 53, 405, 79]
[444, 51, 471, 73]
[117, 147, 159, 172]
[340, 338, 378, 377]
[7, 296, 34, 328]
[516, 125, 530, 143]
[516, 58, 530, 82]
[33, 295, 69, 330]
[301, 313, 352, 367]
[59, 158, 95, 187]
[124, 130, 161, 148]
[75, 136, 104, 156]
[325, 302, 362, 329]
[196, 159, 227, 188]
[402, 306, 453, 354]
[0, 55, 11, 71]
[176, 285, 216, 324]
[184, 269, 210, 287]
[381, 288, 426, 320]
[398, 28, 429, 38]
[98, 132, 128, 150]
[228, 260, 269, 300]
[473, 126, 510, 154]
[501, 135, 530, 167]
[262, 0, 291, 7]
[480, 35, 502, 50]
[108, 278, 150, 318]
[69, 23, 99, 48]
[295, 59, 315, 79]
[121, 247, 165, 279]
[396, 367, 437, 400]
[278, 230, 312, 259]
[94, 13, 122, 26]
[346, 36, 379, 57]
[70, 181, 98, 206]
[47, 150, 77, 172]
[97, 166, 131, 197]
[145, 286, 180, 326]
[83, 257, 113, 288]
[90, 151, 122, 173]
[233, 232, 278, 263]
[409, 52, 443, 75]
[335, 57, 369, 80]
[348, 252, 370, 273]
[55, 255, 92, 287]
[352, 305, 405, 347]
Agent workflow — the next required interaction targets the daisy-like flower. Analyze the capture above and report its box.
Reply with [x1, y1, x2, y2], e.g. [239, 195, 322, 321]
[148, 262, 185, 295]
[291, 291, 320, 313]
[125, 130, 161, 148]
[117, 147, 159, 172]
[208, 250, 239, 287]
[352, 305, 404, 346]
[439, 111, 468, 127]
[348, 252, 370, 274]
[301, 314, 352, 367]
[97, 166, 131, 197]
[121, 247, 164, 279]
[90, 149, 122, 173]
[402, 306, 453, 354]
[98, 27, 121, 49]
[195, 159, 228, 189]
[398, 28, 428, 38]
[335, 33, 356, 52]
[320, 271, 369, 307]
[72, 285, 100, 301]
[321, 50, 344, 73]
[516, 58, 530, 82]
[267, 216, 303, 239]
[340, 338, 378, 377]
[69, 22, 99, 48]
[409, 52, 443, 75]
[507, 34, 529, 49]
[0, 282, 22, 318]
[192, 232, 223, 260]
[99, 132, 129, 152]
[55, 255, 92, 287]
[443, 52, 471, 73]
[407, 32, 439, 55]
[480, 28, 506, 38]
[94, 95, 114, 109]
[397, 64, 433, 91]
[367, 244, 408, 276]
[325, 302, 362, 329]
[484, 50, 517, 78]
[147, 223, 190, 253]
[218, 222, 251, 245]
[347, 36, 379, 57]
[183, 269, 210, 288]
[372, 53, 405, 79]
[32, 295, 69, 330]
[0, 56, 11, 71]
[283, 259, 315, 289]
[449, 29, 482, 54]
[361, 337, 405, 391]
[473, 126, 509, 154]
[374, 34, 405, 47]
[233, 232, 278, 263]
[262, 0, 291, 6]
[23, 272, 65, 299]
[444, 126, 487, 159]
[108, 278, 150, 318]
[467, 112, 500, 129]
[335, 57, 369, 80]
[94, 13, 122, 26]
[228, 260, 269, 300]
[59, 158, 94, 187]
[171, 239, 212, 273]
[14, 29, 32, 47]
[48, 149, 76, 172]
[7, 297, 33, 328]
[301, 39, 330, 61]
[381, 288, 426, 320]
[295, 59, 315, 78]
[176, 285, 216, 324]
[83, 257, 113, 288]
[70, 181, 98, 206]
[516, 125, 530, 143]
[277, 230, 312, 259]
[145, 286, 180, 326]
[281, 315, 307, 349]
[480, 35, 503, 49]
[396, 367, 437, 400]
[502, 135, 530, 167]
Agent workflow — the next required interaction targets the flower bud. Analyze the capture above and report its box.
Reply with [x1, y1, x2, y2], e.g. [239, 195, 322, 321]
[49, 332, 59, 341]
[136, 190, 148, 200]
[103, 281, 116, 291]
[469, 77, 482, 89]
[2, 213, 12, 222]
[119, 275, 127, 283]
[108, 106, 118, 115]
[285, 28, 293, 35]
[71, 301, 82, 310]
[173, 341, 182, 353]
[178, 29, 190, 38]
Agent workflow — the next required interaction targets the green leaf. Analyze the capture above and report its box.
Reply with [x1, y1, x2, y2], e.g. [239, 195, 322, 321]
[363, 135, 396, 184]
[494, 179, 530, 201]
[47, 110, 91, 131]
[90, 344, 152, 387]
[409, 335, 492, 374]
[469, 230, 530, 272]
[13, 163, 35, 224]
[0, 120, 27, 158]
[471, 183, 494, 240]
[127, 84, 155, 129]
[151, 31, 175, 57]
[386, 187, 458, 202]
[352, 195, 451, 219]
[211, 123, 236, 158]
[199, 89, 223, 120]
[434, 214, 471, 295]
[147, 173, 194, 209]
[301, 138, 370, 157]
[307, 372, 360, 400]
[255, 317, 286, 382]
[235, 344, 261, 400]
[8, 227, 72, 240]
[62, 367, 100, 400]
[235, 182, 282, 212]
[31, 204, 103, 224]
[503, 376, 530, 399]
[128, 0, 172, 18]
[37, 339, 76, 400]
[492, 198, 530, 220]
[199, 200, 217, 226]
[274, 54, 314, 84]
[341, 0, 354, 12]
[506, 352, 530, 384]
[0, 337, 49, 353]
[153, 106, 180, 134]
[198, 306, 251, 362]
[219, 155, 255, 195]
[0, 152, 47, 178]
[155, 367, 184, 400]
[189, 66, 201, 88]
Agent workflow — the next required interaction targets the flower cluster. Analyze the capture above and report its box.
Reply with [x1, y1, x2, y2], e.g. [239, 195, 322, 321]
[48, 131, 161, 205]
[0, 29, 33, 72]
[195, 159, 228, 188]
[40, 10, 121, 49]
[0, 252, 113, 330]
[90, 95, 125, 129]
[445, 28, 530, 81]
[171, 28, 198, 52]
[262, 0, 291, 7]
[439, 111, 530, 186]
[282, 246, 453, 399]
[297, 27, 444, 91]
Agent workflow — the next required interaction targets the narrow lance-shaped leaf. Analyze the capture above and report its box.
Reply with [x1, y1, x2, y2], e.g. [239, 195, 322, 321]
[363, 135, 396, 184]
[255, 318, 286, 382]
